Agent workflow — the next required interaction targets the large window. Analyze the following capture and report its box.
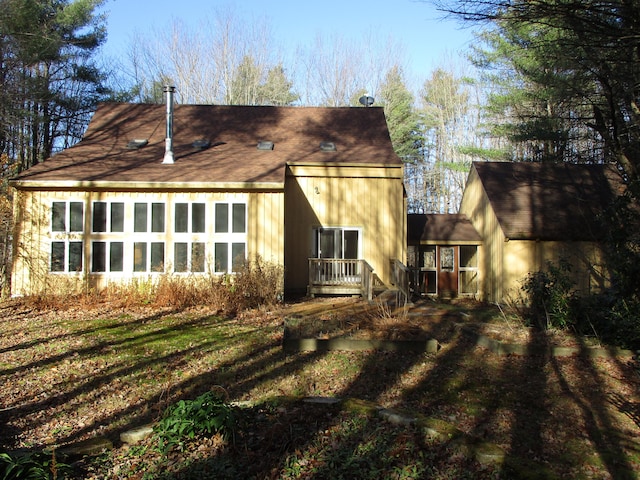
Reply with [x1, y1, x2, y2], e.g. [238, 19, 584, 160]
[213, 203, 246, 273]
[92, 202, 124, 232]
[420, 246, 437, 295]
[174, 202, 207, 273]
[315, 228, 360, 259]
[51, 201, 84, 272]
[91, 242, 124, 272]
[134, 202, 165, 233]
[51, 241, 83, 272]
[52, 201, 83, 232]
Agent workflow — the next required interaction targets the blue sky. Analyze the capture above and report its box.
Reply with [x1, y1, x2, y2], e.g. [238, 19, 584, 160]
[98, 0, 476, 85]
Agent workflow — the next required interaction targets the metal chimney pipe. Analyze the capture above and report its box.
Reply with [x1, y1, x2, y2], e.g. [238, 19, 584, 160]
[162, 85, 176, 164]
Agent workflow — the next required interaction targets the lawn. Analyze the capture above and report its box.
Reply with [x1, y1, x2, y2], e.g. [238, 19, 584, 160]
[1, 297, 639, 479]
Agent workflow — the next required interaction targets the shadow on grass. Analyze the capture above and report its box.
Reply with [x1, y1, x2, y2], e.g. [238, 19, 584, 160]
[2, 300, 639, 479]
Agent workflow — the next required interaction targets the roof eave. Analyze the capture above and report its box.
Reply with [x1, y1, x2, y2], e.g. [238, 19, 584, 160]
[9, 180, 285, 191]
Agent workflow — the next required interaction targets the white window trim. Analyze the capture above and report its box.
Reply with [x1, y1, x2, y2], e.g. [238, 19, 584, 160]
[314, 226, 362, 260]
[50, 201, 84, 273]
[212, 202, 247, 274]
[90, 240, 125, 273]
[458, 245, 479, 295]
[91, 201, 125, 233]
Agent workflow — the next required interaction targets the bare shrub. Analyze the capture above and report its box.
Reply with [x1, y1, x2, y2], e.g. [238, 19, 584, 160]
[228, 256, 283, 312]
[20, 257, 284, 314]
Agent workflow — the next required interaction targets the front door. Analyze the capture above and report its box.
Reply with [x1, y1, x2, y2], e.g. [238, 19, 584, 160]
[438, 246, 458, 297]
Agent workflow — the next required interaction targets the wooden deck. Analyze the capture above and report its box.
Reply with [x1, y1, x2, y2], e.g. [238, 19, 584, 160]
[308, 259, 374, 300]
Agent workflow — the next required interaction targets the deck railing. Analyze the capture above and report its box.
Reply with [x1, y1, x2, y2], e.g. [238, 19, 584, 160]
[308, 258, 374, 300]
[390, 259, 411, 304]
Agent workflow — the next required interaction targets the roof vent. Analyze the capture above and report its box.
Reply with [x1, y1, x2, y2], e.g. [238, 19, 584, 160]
[257, 141, 274, 150]
[319, 141, 336, 152]
[127, 139, 148, 149]
[192, 139, 211, 150]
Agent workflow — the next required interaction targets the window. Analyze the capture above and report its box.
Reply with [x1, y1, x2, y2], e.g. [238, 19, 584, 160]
[174, 242, 205, 272]
[174, 203, 207, 273]
[315, 228, 360, 259]
[52, 201, 83, 232]
[91, 241, 124, 272]
[440, 247, 455, 272]
[50, 201, 84, 272]
[213, 203, 246, 273]
[420, 246, 437, 295]
[134, 202, 165, 232]
[459, 245, 478, 295]
[51, 241, 83, 272]
[175, 203, 205, 233]
[134, 242, 165, 272]
[92, 202, 124, 232]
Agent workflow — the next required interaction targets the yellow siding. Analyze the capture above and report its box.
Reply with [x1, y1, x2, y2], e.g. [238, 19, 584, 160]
[460, 166, 609, 303]
[284, 165, 405, 292]
[504, 240, 607, 298]
[460, 167, 504, 302]
[11, 189, 285, 296]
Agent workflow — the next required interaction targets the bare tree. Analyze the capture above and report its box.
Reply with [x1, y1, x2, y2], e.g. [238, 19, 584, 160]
[298, 30, 406, 106]
[125, 6, 285, 105]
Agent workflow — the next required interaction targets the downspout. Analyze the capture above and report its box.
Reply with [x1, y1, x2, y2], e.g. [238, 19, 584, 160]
[162, 85, 176, 164]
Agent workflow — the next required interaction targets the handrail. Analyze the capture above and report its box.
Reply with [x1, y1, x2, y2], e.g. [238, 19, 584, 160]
[308, 258, 374, 300]
[390, 258, 410, 304]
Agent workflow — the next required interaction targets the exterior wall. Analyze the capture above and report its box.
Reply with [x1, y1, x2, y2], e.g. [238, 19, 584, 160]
[284, 164, 405, 294]
[11, 188, 284, 296]
[504, 240, 607, 300]
[460, 166, 609, 303]
[459, 167, 503, 302]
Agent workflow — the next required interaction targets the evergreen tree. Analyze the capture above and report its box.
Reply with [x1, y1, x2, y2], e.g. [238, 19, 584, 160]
[379, 66, 423, 163]
[434, 0, 640, 180]
[257, 65, 299, 106]
[0, 0, 107, 171]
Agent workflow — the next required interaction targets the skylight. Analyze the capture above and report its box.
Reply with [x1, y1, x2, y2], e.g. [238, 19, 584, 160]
[319, 141, 336, 152]
[127, 139, 148, 149]
[192, 139, 211, 150]
[257, 141, 274, 150]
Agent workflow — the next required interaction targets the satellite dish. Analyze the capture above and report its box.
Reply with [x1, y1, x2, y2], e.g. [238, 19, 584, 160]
[359, 95, 374, 107]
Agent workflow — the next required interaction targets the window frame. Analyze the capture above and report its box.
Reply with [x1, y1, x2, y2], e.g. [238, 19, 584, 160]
[212, 202, 247, 274]
[92, 201, 125, 233]
[458, 245, 479, 295]
[91, 241, 125, 273]
[50, 201, 85, 273]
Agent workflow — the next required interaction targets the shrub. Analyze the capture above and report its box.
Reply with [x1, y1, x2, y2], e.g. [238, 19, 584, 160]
[154, 389, 235, 453]
[23, 256, 284, 315]
[520, 259, 577, 330]
[572, 293, 640, 350]
[0, 450, 69, 480]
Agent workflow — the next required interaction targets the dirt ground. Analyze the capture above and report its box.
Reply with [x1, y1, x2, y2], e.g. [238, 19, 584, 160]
[1, 296, 639, 479]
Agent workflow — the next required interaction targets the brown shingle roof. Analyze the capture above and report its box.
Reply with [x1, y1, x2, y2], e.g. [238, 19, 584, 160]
[12, 103, 401, 186]
[472, 161, 624, 241]
[408, 214, 482, 244]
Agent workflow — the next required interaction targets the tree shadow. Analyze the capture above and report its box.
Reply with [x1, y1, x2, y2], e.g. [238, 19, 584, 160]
[3, 301, 640, 479]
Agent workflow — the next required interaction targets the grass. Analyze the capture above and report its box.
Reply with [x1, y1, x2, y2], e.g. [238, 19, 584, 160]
[1, 296, 640, 479]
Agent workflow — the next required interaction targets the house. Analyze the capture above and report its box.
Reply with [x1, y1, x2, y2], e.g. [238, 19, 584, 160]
[406, 213, 482, 298]
[457, 161, 623, 303]
[9, 93, 406, 298]
[407, 161, 624, 303]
